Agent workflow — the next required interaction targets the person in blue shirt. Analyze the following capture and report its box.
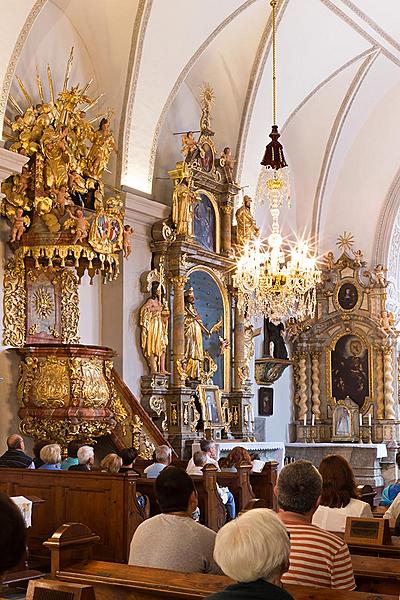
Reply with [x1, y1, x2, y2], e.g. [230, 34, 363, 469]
[144, 445, 171, 478]
[61, 440, 84, 470]
[38, 443, 61, 470]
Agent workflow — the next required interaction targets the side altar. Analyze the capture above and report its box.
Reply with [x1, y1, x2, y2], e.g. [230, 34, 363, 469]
[138, 86, 259, 455]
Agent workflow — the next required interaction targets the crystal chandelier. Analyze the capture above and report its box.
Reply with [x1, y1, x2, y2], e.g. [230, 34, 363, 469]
[233, 0, 320, 324]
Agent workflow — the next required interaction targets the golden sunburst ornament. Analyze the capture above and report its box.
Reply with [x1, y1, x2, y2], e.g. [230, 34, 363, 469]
[200, 83, 215, 109]
[34, 287, 54, 320]
[336, 232, 354, 252]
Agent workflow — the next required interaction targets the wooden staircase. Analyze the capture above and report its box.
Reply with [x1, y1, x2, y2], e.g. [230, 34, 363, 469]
[110, 369, 175, 457]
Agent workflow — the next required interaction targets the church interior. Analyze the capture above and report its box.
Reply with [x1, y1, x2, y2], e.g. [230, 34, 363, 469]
[2, 0, 400, 598]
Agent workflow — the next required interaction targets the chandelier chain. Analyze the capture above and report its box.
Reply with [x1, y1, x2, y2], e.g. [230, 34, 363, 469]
[271, 0, 277, 126]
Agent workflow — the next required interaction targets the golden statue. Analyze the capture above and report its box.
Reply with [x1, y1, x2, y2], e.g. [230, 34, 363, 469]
[171, 178, 196, 236]
[140, 285, 170, 375]
[86, 118, 118, 180]
[184, 287, 222, 380]
[235, 195, 259, 246]
[41, 126, 70, 189]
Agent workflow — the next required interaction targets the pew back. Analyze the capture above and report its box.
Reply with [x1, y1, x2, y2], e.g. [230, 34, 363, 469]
[0, 468, 144, 562]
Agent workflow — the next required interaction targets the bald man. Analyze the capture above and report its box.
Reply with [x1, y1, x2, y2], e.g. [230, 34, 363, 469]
[0, 434, 34, 469]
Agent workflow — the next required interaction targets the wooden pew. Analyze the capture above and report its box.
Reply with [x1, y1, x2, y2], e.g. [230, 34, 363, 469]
[0, 468, 146, 563]
[135, 464, 227, 531]
[46, 523, 398, 600]
[249, 461, 278, 511]
[352, 554, 400, 595]
[216, 464, 254, 513]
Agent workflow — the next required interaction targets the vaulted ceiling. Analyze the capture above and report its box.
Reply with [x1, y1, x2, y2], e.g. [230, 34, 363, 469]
[2, 0, 400, 265]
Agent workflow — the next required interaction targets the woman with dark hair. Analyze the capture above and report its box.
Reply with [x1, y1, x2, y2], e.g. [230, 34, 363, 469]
[312, 454, 372, 532]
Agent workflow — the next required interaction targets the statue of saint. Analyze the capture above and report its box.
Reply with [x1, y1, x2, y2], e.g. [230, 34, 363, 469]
[86, 118, 118, 180]
[171, 179, 196, 236]
[140, 284, 170, 375]
[235, 195, 259, 246]
[184, 287, 222, 380]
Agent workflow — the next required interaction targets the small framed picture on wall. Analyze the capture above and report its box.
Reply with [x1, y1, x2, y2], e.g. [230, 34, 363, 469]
[258, 387, 273, 417]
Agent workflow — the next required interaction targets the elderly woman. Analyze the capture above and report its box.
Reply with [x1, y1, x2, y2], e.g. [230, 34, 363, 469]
[38, 443, 61, 470]
[205, 508, 293, 600]
[100, 453, 122, 473]
[312, 454, 372, 532]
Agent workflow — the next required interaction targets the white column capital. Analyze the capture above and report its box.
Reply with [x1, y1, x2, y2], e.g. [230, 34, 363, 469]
[0, 147, 28, 181]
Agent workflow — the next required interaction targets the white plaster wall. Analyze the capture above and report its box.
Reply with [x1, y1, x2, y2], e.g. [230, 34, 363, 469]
[121, 191, 169, 397]
[78, 275, 101, 346]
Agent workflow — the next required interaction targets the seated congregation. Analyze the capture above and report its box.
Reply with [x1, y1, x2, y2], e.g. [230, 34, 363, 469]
[3, 433, 400, 598]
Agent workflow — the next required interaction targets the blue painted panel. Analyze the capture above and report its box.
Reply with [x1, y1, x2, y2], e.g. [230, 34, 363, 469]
[188, 270, 224, 389]
[193, 193, 216, 252]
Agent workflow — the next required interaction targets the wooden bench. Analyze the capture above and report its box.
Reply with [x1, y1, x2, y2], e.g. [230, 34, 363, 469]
[352, 554, 400, 595]
[46, 523, 398, 600]
[0, 468, 146, 563]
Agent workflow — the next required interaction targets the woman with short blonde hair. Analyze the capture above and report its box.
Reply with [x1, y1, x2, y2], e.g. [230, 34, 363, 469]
[38, 444, 62, 470]
[205, 508, 293, 599]
[100, 453, 123, 473]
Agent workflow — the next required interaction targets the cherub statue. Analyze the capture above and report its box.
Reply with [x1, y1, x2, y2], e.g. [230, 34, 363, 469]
[13, 166, 31, 196]
[66, 208, 90, 244]
[353, 249, 364, 266]
[53, 185, 71, 215]
[220, 147, 236, 182]
[181, 131, 199, 161]
[323, 251, 335, 271]
[123, 225, 134, 259]
[380, 310, 397, 336]
[10, 208, 29, 242]
[373, 264, 388, 287]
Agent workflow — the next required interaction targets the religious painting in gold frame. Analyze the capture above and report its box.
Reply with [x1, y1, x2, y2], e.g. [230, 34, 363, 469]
[333, 278, 362, 312]
[197, 384, 223, 430]
[331, 398, 359, 442]
[326, 332, 373, 415]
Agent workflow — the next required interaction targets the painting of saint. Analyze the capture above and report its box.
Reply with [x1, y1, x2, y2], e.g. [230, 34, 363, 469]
[201, 143, 213, 172]
[205, 390, 219, 423]
[193, 193, 215, 252]
[338, 282, 358, 310]
[331, 335, 369, 408]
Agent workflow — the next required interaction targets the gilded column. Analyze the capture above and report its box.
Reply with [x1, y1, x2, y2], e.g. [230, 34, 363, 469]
[220, 198, 233, 254]
[171, 275, 187, 387]
[384, 347, 395, 420]
[233, 299, 246, 390]
[311, 352, 321, 419]
[298, 353, 308, 420]
[376, 347, 385, 419]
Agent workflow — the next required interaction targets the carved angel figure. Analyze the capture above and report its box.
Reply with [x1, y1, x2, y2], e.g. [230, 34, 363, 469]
[123, 225, 134, 259]
[220, 146, 236, 181]
[181, 131, 199, 161]
[10, 207, 29, 242]
[65, 208, 90, 244]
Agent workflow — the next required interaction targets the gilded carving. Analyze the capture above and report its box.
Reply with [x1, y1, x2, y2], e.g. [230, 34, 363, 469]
[149, 395, 168, 433]
[69, 358, 109, 408]
[60, 269, 80, 344]
[32, 357, 70, 407]
[3, 252, 26, 346]
[17, 357, 38, 405]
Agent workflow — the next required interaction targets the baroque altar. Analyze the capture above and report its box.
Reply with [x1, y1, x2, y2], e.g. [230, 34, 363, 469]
[139, 86, 259, 455]
[290, 233, 399, 448]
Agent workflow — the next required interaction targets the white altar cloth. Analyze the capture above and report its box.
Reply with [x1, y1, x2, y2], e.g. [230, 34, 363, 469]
[192, 441, 285, 470]
[286, 443, 387, 459]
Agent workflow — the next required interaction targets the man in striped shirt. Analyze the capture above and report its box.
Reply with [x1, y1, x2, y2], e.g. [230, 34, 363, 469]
[277, 460, 355, 591]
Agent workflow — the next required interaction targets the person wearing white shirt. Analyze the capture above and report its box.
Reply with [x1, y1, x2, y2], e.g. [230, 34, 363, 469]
[383, 493, 400, 523]
[312, 454, 373, 533]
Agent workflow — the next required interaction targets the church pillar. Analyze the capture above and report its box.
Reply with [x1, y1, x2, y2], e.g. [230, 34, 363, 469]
[311, 352, 321, 419]
[220, 198, 233, 254]
[298, 352, 308, 420]
[376, 347, 385, 419]
[383, 346, 395, 419]
[233, 299, 245, 390]
[171, 275, 187, 388]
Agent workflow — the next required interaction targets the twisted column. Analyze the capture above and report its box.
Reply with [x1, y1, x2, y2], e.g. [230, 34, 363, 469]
[171, 275, 187, 387]
[376, 348, 385, 419]
[298, 353, 308, 420]
[311, 352, 321, 419]
[384, 347, 395, 420]
[233, 299, 245, 390]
